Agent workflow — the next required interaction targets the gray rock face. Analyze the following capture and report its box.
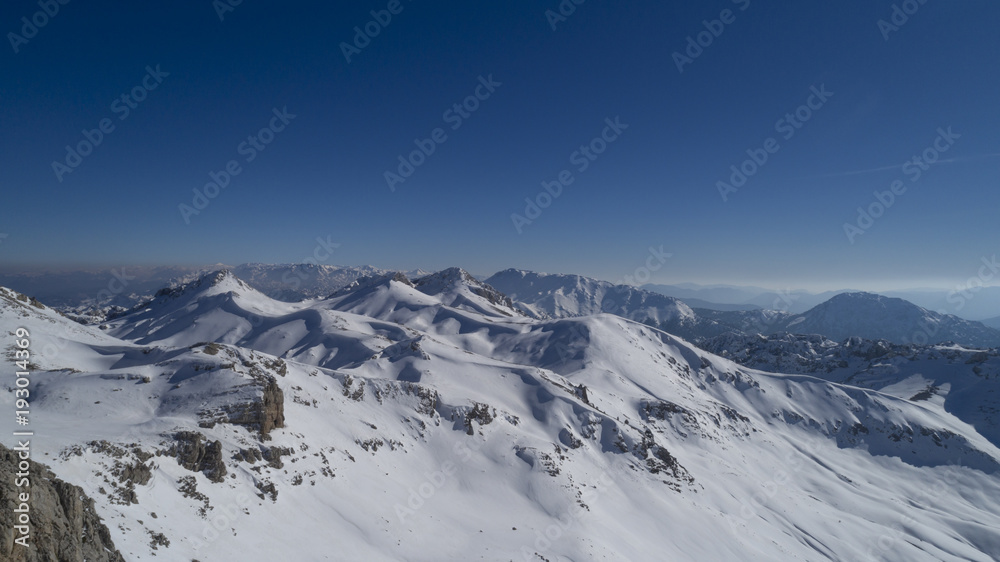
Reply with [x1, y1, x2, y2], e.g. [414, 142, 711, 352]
[0, 443, 124, 562]
[171, 431, 228, 483]
[222, 377, 285, 437]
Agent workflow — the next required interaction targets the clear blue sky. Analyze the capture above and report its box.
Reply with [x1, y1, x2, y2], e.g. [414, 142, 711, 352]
[1, 0, 998, 290]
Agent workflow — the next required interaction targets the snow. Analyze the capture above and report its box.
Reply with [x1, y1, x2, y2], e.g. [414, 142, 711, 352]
[2, 272, 1000, 561]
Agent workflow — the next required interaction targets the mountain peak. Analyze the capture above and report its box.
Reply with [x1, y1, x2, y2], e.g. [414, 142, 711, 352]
[151, 269, 252, 301]
[414, 267, 477, 289]
[830, 291, 895, 303]
[328, 271, 413, 298]
[780, 292, 1000, 347]
[414, 268, 521, 316]
[818, 292, 925, 314]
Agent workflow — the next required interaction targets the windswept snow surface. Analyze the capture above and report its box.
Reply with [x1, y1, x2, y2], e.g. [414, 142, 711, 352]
[3, 273, 1000, 561]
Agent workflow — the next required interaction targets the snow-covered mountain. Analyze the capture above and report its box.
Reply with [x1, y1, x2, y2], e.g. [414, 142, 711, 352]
[485, 269, 697, 327]
[688, 293, 1000, 349]
[0, 264, 432, 322]
[231, 263, 430, 302]
[484, 272, 1000, 349]
[5, 271, 1000, 560]
[701, 332, 1000, 447]
[775, 292, 1000, 348]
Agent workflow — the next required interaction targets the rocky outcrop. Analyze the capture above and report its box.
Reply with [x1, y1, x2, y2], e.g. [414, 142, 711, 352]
[223, 376, 285, 438]
[0, 443, 124, 562]
[170, 432, 228, 483]
[464, 402, 496, 435]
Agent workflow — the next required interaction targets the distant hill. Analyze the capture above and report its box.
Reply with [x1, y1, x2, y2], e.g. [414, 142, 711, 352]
[775, 292, 1000, 348]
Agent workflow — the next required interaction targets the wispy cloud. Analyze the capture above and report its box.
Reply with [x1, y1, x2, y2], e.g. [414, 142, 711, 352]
[800, 152, 1000, 180]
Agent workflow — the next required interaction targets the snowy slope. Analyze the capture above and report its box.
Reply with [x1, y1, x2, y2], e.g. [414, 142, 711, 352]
[412, 267, 523, 318]
[3, 275, 1000, 561]
[702, 331, 1000, 448]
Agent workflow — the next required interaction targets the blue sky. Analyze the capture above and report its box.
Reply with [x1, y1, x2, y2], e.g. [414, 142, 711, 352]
[1, 0, 998, 290]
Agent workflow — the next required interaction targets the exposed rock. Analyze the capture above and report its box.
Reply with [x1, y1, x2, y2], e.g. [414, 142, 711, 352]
[118, 460, 153, 486]
[236, 447, 264, 463]
[635, 429, 695, 489]
[0, 443, 125, 562]
[262, 446, 293, 469]
[171, 432, 228, 483]
[464, 402, 495, 435]
[254, 479, 278, 502]
[222, 376, 285, 438]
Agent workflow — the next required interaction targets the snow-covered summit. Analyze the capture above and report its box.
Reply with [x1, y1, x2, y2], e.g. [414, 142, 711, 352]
[414, 267, 522, 317]
[106, 269, 289, 347]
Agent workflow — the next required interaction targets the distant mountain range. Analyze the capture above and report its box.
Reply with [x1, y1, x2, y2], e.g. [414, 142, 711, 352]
[0, 264, 429, 324]
[484, 269, 696, 326]
[640, 283, 845, 314]
[4, 267, 1000, 560]
[642, 282, 1000, 321]
[675, 298, 762, 312]
[3, 264, 999, 348]
[489, 272, 1000, 349]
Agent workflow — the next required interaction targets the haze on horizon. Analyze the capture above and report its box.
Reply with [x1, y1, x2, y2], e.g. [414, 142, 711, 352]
[0, 260, 995, 302]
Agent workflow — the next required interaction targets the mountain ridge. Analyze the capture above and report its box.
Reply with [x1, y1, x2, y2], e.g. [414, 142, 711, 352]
[4, 271, 1000, 560]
